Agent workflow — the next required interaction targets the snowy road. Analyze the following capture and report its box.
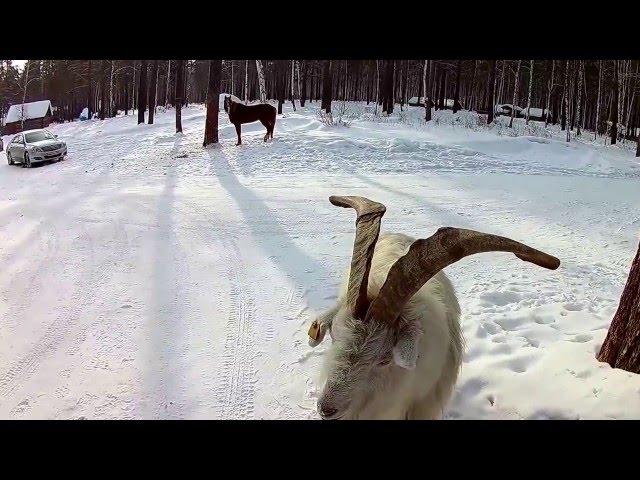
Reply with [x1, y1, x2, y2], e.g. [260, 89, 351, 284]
[1, 103, 640, 419]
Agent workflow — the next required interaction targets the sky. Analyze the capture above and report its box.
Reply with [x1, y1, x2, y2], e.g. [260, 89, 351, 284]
[12, 60, 27, 70]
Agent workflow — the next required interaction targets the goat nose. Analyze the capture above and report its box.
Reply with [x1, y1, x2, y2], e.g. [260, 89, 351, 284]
[319, 405, 338, 419]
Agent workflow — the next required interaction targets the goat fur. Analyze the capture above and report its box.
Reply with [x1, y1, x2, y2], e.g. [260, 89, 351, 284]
[320, 232, 464, 419]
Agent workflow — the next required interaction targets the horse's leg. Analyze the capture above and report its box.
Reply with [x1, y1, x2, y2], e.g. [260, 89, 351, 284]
[234, 123, 242, 145]
[260, 119, 269, 142]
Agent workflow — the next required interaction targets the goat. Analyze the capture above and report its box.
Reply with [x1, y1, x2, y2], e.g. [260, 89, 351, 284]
[307, 196, 560, 420]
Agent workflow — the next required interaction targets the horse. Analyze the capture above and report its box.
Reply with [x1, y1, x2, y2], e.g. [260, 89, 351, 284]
[223, 95, 277, 145]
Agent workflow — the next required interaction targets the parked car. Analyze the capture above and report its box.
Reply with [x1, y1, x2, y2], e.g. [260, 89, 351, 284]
[5, 129, 67, 168]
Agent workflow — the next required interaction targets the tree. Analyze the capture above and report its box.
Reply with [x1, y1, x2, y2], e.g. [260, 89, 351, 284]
[509, 60, 521, 128]
[487, 60, 496, 124]
[575, 60, 583, 135]
[611, 60, 619, 145]
[255, 60, 267, 103]
[453, 60, 461, 113]
[203, 60, 222, 147]
[87, 60, 92, 119]
[595, 60, 602, 139]
[545, 60, 555, 126]
[597, 240, 640, 373]
[175, 59, 184, 133]
[321, 60, 332, 113]
[525, 60, 534, 124]
[165, 60, 172, 108]
[137, 60, 147, 124]
[244, 60, 249, 104]
[148, 60, 158, 124]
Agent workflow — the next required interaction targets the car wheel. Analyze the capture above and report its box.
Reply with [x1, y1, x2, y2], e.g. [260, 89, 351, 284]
[24, 152, 32, 168]
[7, 152, 14, 165]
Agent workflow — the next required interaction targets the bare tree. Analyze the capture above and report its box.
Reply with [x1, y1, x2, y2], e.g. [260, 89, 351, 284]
[453, 60, 461, 113]
[545, 60, 555, 126]
[575, 60, 583, 135]
[487, 60, 496, 124]
[509, 60, 521, 128]
[165, 60, 171, 108]
[321, 60, 332, 113]
[597, 240, 640, 373]
[525, 60, 534, 124]
[255, 60, 267, 103]
[203, 60, 222, 147]
[148, 60, 158, 124]
[175, 59, 184, 133]
[611, 60, 619, 145]
[244, 60, 249, 104]
[137, 60, 147, 125]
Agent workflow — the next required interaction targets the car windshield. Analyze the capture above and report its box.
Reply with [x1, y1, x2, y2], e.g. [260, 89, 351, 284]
[24, 131, 54, 143]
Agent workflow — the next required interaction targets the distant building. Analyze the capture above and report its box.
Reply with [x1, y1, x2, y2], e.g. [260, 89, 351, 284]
[2, 100, 54, 135]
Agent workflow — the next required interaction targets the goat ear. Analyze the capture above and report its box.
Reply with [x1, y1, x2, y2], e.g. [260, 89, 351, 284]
[392, 321, 423, 370]
[308, 304, 340, 347]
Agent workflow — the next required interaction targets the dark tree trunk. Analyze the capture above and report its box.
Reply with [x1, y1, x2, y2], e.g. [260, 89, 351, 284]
[468, 60, 477, 111]
[87, 60, 92, 119]
[99, 61, 106, 120]
[383, 60, 394, 114]
[321, 60, 332, 113]
[300, 61, 307, 107]
[426, 60, 434, 121]
[137, 60, 147, 125]
[453, 60, 462, 113]
[124, 74, 129, 116]
[175, 59, 184, 133]
[438, 70, 446, 111]
[611, 60, 619, 145]
[203, 60, 222, 147]
[276, 60, 286, 114]
[148, 60, 158, 125]
[487, 60, 497, 124]
[597, 240, 640, 373]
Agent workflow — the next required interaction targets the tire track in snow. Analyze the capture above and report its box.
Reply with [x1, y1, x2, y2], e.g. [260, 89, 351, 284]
[215, 239, 257, 419]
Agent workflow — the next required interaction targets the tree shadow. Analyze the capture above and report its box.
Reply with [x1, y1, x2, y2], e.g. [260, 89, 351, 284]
[204, 149, 335, 310]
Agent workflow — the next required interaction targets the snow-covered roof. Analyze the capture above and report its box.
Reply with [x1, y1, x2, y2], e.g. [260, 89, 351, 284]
[4, 100, 52, 124]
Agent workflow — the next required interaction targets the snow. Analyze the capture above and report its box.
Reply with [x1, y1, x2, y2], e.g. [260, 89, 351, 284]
[1, 102, 640, 419]
[4, 100, 52, 124]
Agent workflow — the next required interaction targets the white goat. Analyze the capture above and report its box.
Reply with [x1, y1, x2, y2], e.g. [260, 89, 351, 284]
[308, 196, 560, 420]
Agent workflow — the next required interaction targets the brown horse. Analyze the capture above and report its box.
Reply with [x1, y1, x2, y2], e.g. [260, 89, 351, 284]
[224, 96, 276, 145]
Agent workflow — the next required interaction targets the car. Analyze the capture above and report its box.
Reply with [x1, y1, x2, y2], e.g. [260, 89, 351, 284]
[0, 136, 4, 152]
[5, 129, 67, 168]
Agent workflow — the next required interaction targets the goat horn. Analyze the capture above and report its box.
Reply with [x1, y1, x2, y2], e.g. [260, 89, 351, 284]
[330, 195, 386, 319]
[365, 227, 560, 327]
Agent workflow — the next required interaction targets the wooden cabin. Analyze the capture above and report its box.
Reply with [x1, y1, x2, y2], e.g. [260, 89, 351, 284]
[2, 100, 54, 135]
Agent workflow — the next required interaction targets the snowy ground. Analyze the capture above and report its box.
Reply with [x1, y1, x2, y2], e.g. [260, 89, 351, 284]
[1, 101, 640, 419]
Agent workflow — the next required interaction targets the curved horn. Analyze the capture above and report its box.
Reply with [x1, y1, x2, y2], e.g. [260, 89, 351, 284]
[330, 195, 386, 319]
[365, 227, 560, 327]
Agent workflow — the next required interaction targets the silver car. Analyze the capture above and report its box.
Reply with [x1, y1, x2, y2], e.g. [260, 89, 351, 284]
[6, 129, 67, 168]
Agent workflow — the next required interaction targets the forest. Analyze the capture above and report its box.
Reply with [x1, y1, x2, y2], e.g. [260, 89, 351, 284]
[1, 60, 638, 153]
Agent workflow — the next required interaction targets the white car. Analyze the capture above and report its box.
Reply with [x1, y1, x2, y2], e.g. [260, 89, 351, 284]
[6, 129, 67, 168]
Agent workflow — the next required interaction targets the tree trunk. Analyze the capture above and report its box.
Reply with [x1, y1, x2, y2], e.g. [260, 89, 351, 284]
[611, 60, 619, 145]
[453, 60, 461, 113]
[87, 60, 92, 119]
[99, 61, 106, 120]
[255, 60, 267, 103]
[175, 59, 184, 133]
[321, 60, 332, 113]
[576, 61, 583, 136]
[148, 60, 158, 124]
[525, 60, 534, 125]
[487, 60, 496, 124]
[137, 60, 147, 124]
[290, 60, 297, 111]
[509, 60, 521, 128]
[545, 60, 555, 126]
[300, 61, 307, 107]
[597, 240, 640, 373]
[276, 60, 286, 114]
[383, 60, 395, 114]
[203, 60, 222, 147]
[165, 60, 171, 108]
